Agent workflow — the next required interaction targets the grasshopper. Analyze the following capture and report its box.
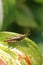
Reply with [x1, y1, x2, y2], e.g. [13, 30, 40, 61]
[4, 34, 27, 43]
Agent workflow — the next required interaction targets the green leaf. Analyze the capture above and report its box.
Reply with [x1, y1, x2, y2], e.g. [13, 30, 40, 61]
[15, 4, 38, 28]
[38, 42, 43, 65]
[17, 0, 26, 3]
[30, 4, 43, 31]
[0, 32, 42, 65]
[2, 0, 16, 30]
[1, 0, 38, 31]
[33, 0, 43, 4]
[29, 31, 43, 65]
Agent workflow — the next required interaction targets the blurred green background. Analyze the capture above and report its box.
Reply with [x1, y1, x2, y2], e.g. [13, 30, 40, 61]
[0, 0, 43, 64]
